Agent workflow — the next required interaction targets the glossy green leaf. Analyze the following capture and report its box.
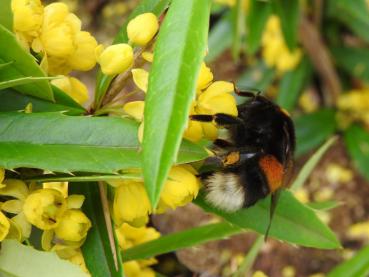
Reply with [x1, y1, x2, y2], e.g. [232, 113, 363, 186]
[0, 0, 12, 31]
[70, 183, 124, 277]
[0, 112, 208, 173]
[143, 0, 211, 207]
[94, 0, 171, 109]
[344, 125, 369, 181]
[327, 245, 369, 277]
[294, 109, 337, 157]
[205, 13, 232, 63]
[0, 240, 88, 277]
[331, 47, 369, 82]
[0, 25, 53, 101]
[272, 0, 299, 50]
[194, 190, 340, 249]
[291, 136, 337, 190]
[231, 0, 244, 60]
[0, 87, 85, 115]
[246, 0, 272, 54]
[276, 57, 312, 111]
[328, 0, 369, 43]
[0, 76, 56, 90]
[123, 222, 243, 261]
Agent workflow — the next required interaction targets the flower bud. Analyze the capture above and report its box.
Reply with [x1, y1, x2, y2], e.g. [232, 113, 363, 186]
[51, 76, 89, 104]
[54, 210, 91, 241]
[127, 13, 159, 46]
[23, 189, 67, 230]
[67, 31, 98, 71]
[11, 0, 43, 37]
[97, 44, 133, 75]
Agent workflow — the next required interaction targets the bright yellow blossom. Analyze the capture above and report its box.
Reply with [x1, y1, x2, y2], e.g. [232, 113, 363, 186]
[123, 260, 156, 277]
[54, 209, 91, 241]
[132, 68, 149, 92]
[197, 62, 213, 90]
[127, 13, 159, 46]
[116, 223, 160, 250]
[11, 0, 43, 38]
[51, 76, 89, 104]
[97, 44, 134, 75]
[23, 188, 67, 230]
[67, 31, 98, 71]
[262, 16, 302, 74]
[112, 180, 151, 227]
[157, 165, 200, 211]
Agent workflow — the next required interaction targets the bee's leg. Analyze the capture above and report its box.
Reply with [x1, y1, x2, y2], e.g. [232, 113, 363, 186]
[190, 113, 244, 126]
[232, 81, 261, 97]
[214, 139, 234, 148]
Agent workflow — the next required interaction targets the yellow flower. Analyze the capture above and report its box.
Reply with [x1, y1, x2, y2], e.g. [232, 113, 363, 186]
[123, 101, 145, 121]
[97, 44, 134, 75]
[348, 221, 369, 240]
[112, 180, 151, 227]
[132, 68, 149, 92]
[11, 0, 43, 38]
[325, 163, 353, 184]
[123, 261, 156, 277]
[51, 76, 89, 105]
[0, 211, 10, 241]
[43, 182, 68, 198]
[141, 51, 153, 62]
[197, 62, 213, 90]
[23, 188, 67, 230]
[38, 3, 81, 57]
[253, 271, 269, 277]
[54, 209, 91, 242]
[67, 31, 98, 71]
[157, 165, 200, 211]
[262, 16, 302, 74]
[127, 13, 159, 46]
[116, 223, 160, 250]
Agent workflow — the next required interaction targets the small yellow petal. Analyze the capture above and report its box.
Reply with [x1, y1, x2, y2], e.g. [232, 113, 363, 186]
[197, 62, 213, 90]
[12, 212, 32, 238]
[2, 200, 23, 214]
[141, 51, 153, 62]
[12, 0, 43, 37]
[97, 43, 133, 75]
[54, 209, 91, 242]
[51, 76, 89, 105]
[0, 179, 29, 200]
[183, 120, 203, 142]
[0, 168, 4, 183]
[127, 13, 159, 46]
[0, 211, 10, 241]
[41, 229, 54, 251]
[132, 68, 149, 92]
[67, 195, 85, 209]
[43, 182, 69, 198]
[198, 81, 234, 104]
[123, 101, 145, 121]
[67, 31, 98, 71]
[6, 219, 22, 241]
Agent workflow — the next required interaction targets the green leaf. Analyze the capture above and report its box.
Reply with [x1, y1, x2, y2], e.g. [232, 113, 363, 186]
[0, 87, 85, 115]
[331, 47, 369, 82]
[142, 0, 211, 207]
[194, 190, 340, 249]
[327, 245, 369, 277]
[291, 136, 337, 190]
[231, 0, 244, 60]
[0, 25, 53, 101]
[294, 109, 337, 157]
[344, 125, 369, 181]
[205, 13, 232, 63]
[0, 240, 88, 277]
[0, 112, 207, 173]
[276, 57, 312, 111]
[0, 0, 13, 31]
[123, 222, 243, 261]
[0, 61, 13, 69]
[94, 0, 171, 109]
[0, 76, 56, 90]
[272, 0, 299, 50]
[70, 183, 124, 277]
[307, 200, 340, 211]
[25, 173, 142, 183]
[246, 0, 272, 54]
[328, 0, 369, 44]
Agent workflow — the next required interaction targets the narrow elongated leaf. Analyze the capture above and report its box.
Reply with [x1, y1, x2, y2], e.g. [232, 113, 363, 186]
[143, 0, 211, 207]
[26, 173, 142, 183]
[276, 57, 312, 111]
[0, 76, 56, 90]
[272, 0, 299, 50]
[205, 13, 232, 63]
[0, 0, 12, 31]
[246, 0, 272, 54]
[0, 240, 87, 277]
[0, 112, 208, 173]
[0, 25, 53, 101]
[344, 125, 369, 181]
[327, 246, 369, 277]
[94, 0, 171, 109]
[123, 222, 243, 261]
[294, 109, 337, 157]
[0, 87, 85, 115]
[331, 47, 369, 82]
[195, 190, 340, 249]
[231, 0, 244, 60]
[70, 183, 124, 277]
[291, 136, 337, 190]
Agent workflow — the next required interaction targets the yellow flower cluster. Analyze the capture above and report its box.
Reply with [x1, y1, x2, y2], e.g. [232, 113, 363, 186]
[111, 165, 200, 227]
[116, 223, 160, 277]
[262, 16, 302, 74]
[336, 88, 369, 129]
[0, 172, 90, 273]
[97, 13, 158, 76]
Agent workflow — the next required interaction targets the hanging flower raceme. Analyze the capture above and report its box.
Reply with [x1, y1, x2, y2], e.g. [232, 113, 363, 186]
[261, 15, 302, 74]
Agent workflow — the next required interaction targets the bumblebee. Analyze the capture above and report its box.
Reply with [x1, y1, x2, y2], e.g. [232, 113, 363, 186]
[191, 86, 295, 237]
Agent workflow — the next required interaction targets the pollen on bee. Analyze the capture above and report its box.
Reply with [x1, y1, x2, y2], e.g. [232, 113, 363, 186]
[258, 155, 284, 193]
[224, 151, 240, 165]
